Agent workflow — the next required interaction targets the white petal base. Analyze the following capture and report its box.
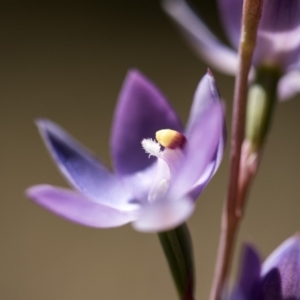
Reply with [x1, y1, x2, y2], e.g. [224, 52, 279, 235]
[132, 197, 194, 233]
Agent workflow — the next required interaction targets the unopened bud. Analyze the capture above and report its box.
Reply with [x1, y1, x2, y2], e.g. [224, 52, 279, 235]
[246, 65, 281, 152]
[246, 84, 268, 150]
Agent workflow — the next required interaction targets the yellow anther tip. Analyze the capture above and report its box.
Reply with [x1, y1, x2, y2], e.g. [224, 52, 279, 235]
[155, 129, 186, 149]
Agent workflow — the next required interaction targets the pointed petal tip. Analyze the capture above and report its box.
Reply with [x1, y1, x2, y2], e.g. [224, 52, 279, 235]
[206, 68, 214, 77]
[204, 68, 217, 89]
[34, 117, 43, 125]
[123, 68, 149, 88]
[126, 68, 143, 80]
[34, 118, 68, 150]
[185, 70, 223, 138]
[34, 118, 59, 137]
[34, 117, 48, 129]
[243, 242, 259, 254]
[203, 69, 220, 101]
[25, 184, 46, 199]
[35, 117, 57, 126]
[121, 69, 163, 103]
[25, 184, 57, 207]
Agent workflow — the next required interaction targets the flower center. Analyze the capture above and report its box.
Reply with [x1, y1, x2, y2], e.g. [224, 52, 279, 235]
[141, 129, 186, 203]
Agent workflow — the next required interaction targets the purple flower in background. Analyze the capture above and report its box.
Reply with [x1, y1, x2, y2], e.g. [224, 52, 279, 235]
[26, 70, 225, 232]
[231, 235, 300, 300]
[163, 0, 300, 100]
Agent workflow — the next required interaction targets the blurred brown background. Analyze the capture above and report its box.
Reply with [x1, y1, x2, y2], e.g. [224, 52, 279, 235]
[1, 1, 300, 299]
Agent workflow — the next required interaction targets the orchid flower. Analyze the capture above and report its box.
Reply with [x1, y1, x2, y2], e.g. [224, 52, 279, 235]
[26, 70, 225, 233]
[231, 235, 300, 300]
[163, 0, 300, 101]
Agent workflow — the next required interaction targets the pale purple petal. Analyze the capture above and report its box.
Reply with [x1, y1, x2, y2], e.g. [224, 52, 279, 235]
[185, 70, 221, 136]
[36, 119, 135, 211]
[111, 69, 183, 177]
[217, 0, 243, 49]
[26, 185, 137, 228]
[132, 197, 194, 232]
[187, 162, 216, 200]
[277, 71, 300, 101]
[232, 244, 264, 300]
[185, 71, 226, 198]
[188, 117, 226, 200]
[162, 0, 239, 75]
[218, 0, 300, 68]
[168, 102, 223, 200]
[262, 235, 300, 300]
[254, 0, 300, 68]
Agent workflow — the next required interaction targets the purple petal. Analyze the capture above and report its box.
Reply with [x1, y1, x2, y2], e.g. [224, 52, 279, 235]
[277, 71, 300, 101]
[261, 269, 282, 300]
[254, 0, 300, 68]
[26, 185, 137, 228]
[185, 71, 226, 198]
[259, 0, 300, 32]
[218, 0, 300, 69]
[262, 235, 300, 300]
[110, 69, 183, 177]
[36, 119, 135, 211]
[132, 197, 194, 232]
[232, 244, 264, 300]
[217, 0, 243, 49]
[168, 102, 223, 200]
[162, 0, 239, 75]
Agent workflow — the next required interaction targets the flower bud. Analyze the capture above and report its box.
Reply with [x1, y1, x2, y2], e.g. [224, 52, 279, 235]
[245, 66, 281, 152]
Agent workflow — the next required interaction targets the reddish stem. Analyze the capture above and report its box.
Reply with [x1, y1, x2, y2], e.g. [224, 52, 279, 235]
[209, 1, 263, 300]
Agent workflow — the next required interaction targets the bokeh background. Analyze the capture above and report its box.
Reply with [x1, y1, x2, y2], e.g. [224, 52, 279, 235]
[1, 1, 300, 299]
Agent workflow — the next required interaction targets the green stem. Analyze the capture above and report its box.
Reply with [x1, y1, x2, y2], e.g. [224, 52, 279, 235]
[158, 223, 195, 300]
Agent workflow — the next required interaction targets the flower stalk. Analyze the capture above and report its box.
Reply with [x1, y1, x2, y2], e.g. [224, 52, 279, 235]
[158, 222, 195, 300]
[210, 1, 263, 300]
